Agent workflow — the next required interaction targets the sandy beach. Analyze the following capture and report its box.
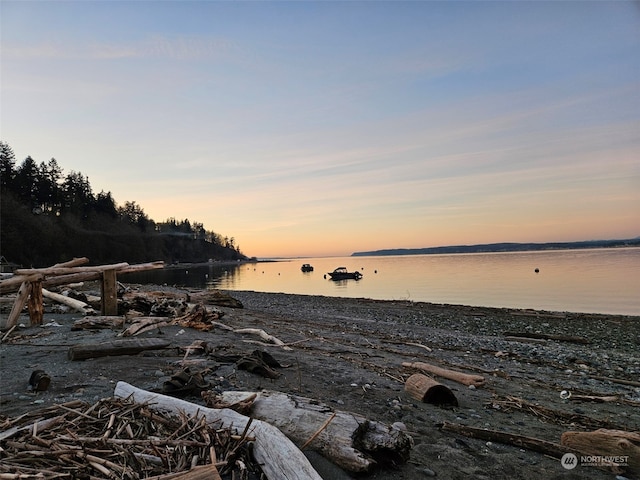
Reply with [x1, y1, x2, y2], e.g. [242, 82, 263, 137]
[1, 286, 639, 479]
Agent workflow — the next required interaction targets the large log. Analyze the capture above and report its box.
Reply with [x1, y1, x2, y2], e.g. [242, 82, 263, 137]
[43, 288, 96, 315]
[15, 262, 129, 276]
[561, 429, 640, 474]
[0, 273, 42, 295]
[50, 257, 90, 268]
[1, 261, 165, 294]
[440, 421, 578, 458]
[217, 390, 412, 473]
[113, 382, 323, 480]
[68, 338, 171, 360]
[402, 361, 486, 387]
[118, 261, 165, 274]
[3, 281, 32, 329]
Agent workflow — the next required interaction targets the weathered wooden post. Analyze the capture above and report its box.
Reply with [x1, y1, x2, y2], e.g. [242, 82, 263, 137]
[101, 269, 118, 315]
[5, 281, 32, 328]
[27, 279, 44, 325]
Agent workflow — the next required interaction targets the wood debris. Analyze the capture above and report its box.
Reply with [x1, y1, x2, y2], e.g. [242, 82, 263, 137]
[0, 397, 262, 480]
[402, 361, 486, 387]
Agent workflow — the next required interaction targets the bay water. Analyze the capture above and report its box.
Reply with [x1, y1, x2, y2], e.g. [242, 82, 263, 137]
[124, 247, 640, 316]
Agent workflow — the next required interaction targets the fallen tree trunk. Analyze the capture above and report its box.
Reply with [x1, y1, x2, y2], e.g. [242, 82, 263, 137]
[561, 429, 640, 474]
[43, 288, 96, 315]
[216, 390, 412, 473]
[440, 421, 577, 459]
[113, 382, 323, 480]
[68, 338, 171, 360]
[402, 361, 486, 387]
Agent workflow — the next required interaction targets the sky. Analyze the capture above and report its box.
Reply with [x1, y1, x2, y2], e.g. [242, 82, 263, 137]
[1, 1, 639, 258]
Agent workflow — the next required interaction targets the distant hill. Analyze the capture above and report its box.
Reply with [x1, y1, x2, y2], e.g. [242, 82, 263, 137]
[351, 238, 640, 257]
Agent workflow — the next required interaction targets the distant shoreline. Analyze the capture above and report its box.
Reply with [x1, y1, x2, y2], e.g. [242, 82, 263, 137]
[352, 238, 640, 257]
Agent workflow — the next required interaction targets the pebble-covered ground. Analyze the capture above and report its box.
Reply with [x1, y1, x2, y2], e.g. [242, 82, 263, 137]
[2, 287, 639, 479]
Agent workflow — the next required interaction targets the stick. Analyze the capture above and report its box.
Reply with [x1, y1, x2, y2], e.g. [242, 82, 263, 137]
[301, 412, 337, 450]
[233, 328, 293, 351]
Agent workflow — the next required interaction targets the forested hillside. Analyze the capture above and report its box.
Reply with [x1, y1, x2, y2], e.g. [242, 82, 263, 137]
[0, 141, 246, 268]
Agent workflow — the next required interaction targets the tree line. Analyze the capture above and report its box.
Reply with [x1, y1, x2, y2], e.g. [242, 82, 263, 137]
[0, 141, 247, 268]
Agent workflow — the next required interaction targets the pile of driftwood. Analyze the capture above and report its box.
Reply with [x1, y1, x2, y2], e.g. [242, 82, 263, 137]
[0, 397, 261, 480]
[0, 257, 164, 329]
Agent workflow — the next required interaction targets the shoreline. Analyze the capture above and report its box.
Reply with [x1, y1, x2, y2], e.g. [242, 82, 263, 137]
[2, 287, 639, 479]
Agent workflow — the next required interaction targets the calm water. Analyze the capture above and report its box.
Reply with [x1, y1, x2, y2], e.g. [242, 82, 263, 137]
[124, 248, 640, 316]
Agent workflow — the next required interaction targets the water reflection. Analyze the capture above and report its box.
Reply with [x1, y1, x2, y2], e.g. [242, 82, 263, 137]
[120, 249, 640, 315]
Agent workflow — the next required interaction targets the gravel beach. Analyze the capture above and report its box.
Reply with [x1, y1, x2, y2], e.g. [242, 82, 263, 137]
[2, 286, 639, 479]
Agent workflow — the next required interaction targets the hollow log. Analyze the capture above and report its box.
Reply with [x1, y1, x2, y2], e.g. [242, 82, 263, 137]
[113, 382, 323, 480]
[404, 373, 458, 406]
[68, 338, 171, 360]
[217, 390, 413, 473]
[43, 288, 96, 315]
[402, 361, 486, 387]
[561, 429, 640, 473]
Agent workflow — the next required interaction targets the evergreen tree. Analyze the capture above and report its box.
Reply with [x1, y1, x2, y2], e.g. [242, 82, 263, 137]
[0, 141, 16, 189]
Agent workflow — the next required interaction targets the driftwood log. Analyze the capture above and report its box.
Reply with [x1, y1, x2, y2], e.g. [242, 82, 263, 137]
[72, 315, 126, 330]
[123, 290, 243, 309]
[68, 338, 171, 360]
[43, 288, 97, 315]
[402, 361, 486, 387]
[561, 429, 640, 474]
[0, 259, 165, 328]
[216, 390, 413, 473]
[503, 331, 591, 344]
[114, 382, 323, 480]
[404, 373, 458, 406]
[440, 421, 579, 459]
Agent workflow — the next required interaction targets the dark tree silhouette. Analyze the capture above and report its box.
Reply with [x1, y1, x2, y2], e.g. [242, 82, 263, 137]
[0, 141, 247, 267]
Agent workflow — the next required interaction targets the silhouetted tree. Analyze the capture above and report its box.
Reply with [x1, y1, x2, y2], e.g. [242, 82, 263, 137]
[0, 141, 16, 189]
[0, 140, 247, 267]
[37, 158, 63, 214]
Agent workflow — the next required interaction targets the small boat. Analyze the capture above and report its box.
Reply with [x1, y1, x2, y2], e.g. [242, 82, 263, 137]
[327, 267, 362, 281]
[301, 263, 314, 272]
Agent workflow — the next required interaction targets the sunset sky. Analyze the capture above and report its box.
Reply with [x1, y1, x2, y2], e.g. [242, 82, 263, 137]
[2, 1, 639, 258]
